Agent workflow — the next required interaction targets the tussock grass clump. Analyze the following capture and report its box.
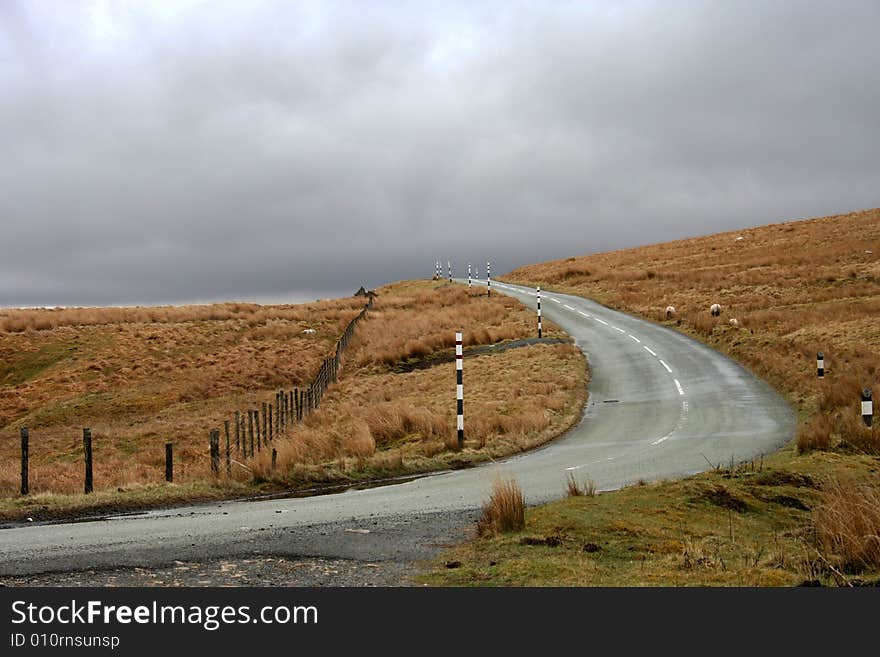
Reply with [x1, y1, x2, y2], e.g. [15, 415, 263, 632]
[566, 473, 596, 497]
[797, 412, 880, 455]
[797, 415, 833, 452]
[815, 476, 880, 572]
[477, 477, 525, 536]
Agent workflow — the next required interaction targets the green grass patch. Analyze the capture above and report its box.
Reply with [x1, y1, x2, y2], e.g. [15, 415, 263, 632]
[419, 445, 880, 586]
[0, 340, 72, 386]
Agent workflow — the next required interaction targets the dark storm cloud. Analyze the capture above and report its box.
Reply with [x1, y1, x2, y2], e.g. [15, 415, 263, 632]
[2, 1, 878, 306]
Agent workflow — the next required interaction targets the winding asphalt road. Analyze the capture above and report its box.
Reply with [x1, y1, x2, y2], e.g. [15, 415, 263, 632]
[0, 281, 794, 576]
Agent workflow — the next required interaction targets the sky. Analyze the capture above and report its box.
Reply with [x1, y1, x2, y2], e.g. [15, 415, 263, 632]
[2, 0, 879, 306]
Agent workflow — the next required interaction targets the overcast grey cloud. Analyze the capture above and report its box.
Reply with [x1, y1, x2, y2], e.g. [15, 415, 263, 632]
[1, 1, 878, 306]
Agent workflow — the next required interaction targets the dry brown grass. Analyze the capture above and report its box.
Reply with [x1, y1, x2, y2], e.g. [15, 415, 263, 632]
[249, 281, 584, 483]
[1, 279, 586, 516]
[0, 302, 357, 334]
[477, 477, 526, 536]
[0, 296, 365, 497]
[797, 415, 832, 452]
[348, 282, 564, 369]
[504, 207, 880, 452]
[814, 475, 880, 572]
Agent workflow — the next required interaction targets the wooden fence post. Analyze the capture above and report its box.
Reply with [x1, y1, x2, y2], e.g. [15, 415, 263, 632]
[210, 429, 220, 476]
[269, 404, 274, 442]
[20, 427, 28, 496]
[240, 413, 246, 455]
[83, 428, 93, 494]
[254, 409, 262, 452]
[295, 388, 300, 421]
[234, 411, 241, 455]
[248, 410, 255, 458]
[224, 420, 231, 477]
[165, 442, 173, 482]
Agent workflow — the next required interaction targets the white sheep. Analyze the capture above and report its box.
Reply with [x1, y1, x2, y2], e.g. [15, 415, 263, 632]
[729, 318, 739, 327]
[710, 303, 722, 317]
[665, 306, 676, 319]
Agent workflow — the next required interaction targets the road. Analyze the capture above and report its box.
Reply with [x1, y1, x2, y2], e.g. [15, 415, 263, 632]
[0, 281, 795, 577]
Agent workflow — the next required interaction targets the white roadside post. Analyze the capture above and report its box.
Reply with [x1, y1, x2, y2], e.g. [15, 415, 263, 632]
[435, 260, 440, 280]
[468, 262, 472, 287]
[487, 260, 491, 297]
[456, 332, 464, 448]
[817, 351, 824, 379]
[448, 260, 452, 282]
[862, 388, 873, 427]
[537, 286, 542, 338]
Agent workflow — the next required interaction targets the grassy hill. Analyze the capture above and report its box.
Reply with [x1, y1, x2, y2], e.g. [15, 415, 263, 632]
[422, 208, 880, 586]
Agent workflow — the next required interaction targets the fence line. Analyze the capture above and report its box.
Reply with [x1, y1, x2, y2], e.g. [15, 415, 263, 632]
[213, 296, 374, 474]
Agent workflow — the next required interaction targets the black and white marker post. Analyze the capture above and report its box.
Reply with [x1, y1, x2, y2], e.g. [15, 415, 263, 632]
[862, 388, 873, 427]
[468, 262, 472, 287]
[537, 286, 542, 338]
[435, 260, 439, 280]
[487, 260, 491, 297]
[448, 260, 452, 282]
[817, 351, 824, 379]
[456, 331, 464, 447]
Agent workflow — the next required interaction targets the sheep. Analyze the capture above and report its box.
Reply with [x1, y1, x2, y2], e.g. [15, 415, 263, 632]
[729, 318, 739, 327]
[710, 303, 722, 317]
[665, 305, 676, 319]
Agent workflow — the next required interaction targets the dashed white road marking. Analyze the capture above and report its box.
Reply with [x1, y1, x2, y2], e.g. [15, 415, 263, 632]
[566, 456, 615, 472]
[502, 281, 692, 458]
[651, 398, 691, 446]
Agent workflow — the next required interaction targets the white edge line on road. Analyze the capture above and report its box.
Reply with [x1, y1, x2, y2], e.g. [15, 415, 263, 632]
[628, 334, 641, 343]
[613, 326, 625, 333]
[578, 311, 590, 318]
[563, 304, 575, 311]
[595, 318, 609, 325]
[659, 360, 672, 373]
[643, 346, 657, 356]
[551, 298, 561, 303]
[674, 379, 685, 396]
